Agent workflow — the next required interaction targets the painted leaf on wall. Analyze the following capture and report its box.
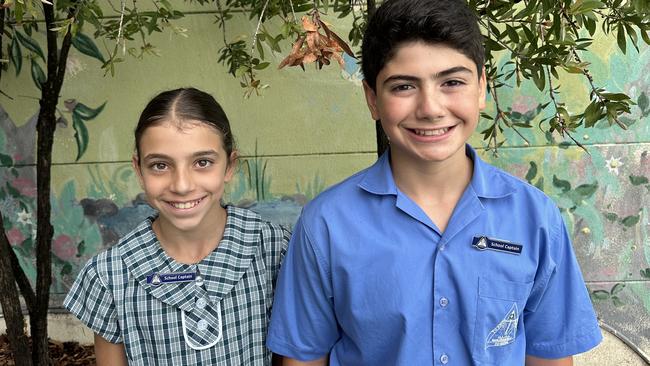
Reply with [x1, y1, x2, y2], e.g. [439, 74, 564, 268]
[73, 102, 106, 120]
[72, 113, 89, 161]
[15, 31, 45, 61]
[72, 32, 106, 63]
[10, 35, 22, 75]
[30, 59, 46, 90]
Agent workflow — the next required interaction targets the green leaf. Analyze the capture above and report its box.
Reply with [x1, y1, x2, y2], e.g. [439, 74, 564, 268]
[604, 212, 619, 222]
[15, 31, 45, 61]
[534, 177, 544, 191]
[72, 113, 90, 161]
[10, 35, 22, 75]
[590, 290, 609, 300]
[552, 175, 571, 192]
[525, 161, 538, 182]
[0, 153, 13, 166]
[30, 59, 46, 90]
[253, 61, 270, 70]
[617, 25, 627, 54]
[575, 183, 598, 198]
[638, 92, 649, 112]
[72, 32, 106, 63]
[73, 102, 106, 121]
[76, 240, 86, 257]
[612, 296, 624, 307]
[60, 262, 73, 276]
[621, 215, 640, 227]
[640, 268, 650, 279]
[610, 283, 625, 295]
[629, 175, 649, 185]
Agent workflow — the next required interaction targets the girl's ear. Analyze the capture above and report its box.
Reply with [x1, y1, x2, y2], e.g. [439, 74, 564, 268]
[132, 154, 145, 189]
[224, 151, 238, 183]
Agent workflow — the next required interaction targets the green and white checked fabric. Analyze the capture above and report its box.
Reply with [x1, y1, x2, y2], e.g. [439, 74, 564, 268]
[64, 205, 289, 365]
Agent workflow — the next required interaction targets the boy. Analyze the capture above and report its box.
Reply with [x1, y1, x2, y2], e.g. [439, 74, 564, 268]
[267, 0, 602, 365]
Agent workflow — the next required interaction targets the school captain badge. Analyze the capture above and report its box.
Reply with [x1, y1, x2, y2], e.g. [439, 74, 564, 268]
[485, 303, 519, 349]
[146, 272, 196, 286]
[472, 236, 522, 255]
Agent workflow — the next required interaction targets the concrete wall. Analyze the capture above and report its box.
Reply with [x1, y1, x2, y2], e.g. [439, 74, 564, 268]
[0, 5, 648, 362]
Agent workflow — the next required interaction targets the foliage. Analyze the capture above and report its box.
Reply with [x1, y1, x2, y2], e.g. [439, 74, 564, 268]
[202, 0, 650, 152]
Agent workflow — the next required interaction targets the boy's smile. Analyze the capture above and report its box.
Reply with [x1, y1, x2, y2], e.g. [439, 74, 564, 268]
[363, 42, 486, 169]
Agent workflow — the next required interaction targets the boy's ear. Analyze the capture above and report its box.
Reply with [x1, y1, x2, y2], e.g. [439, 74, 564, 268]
[478, 67, 487, 110]
[132, 154, 145, 188]
[362, 80, 381, 121]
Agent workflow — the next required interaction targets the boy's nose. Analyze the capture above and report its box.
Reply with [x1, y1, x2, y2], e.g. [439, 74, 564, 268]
[415, 89, 445, 121]
[170, 167, 194, 194]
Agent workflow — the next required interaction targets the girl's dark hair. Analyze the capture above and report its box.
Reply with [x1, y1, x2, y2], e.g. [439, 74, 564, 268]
[362, 0, 485, 91]
[134, 87, 235, 159]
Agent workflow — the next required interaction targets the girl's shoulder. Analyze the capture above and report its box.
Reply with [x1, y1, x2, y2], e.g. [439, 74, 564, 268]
[226, 205, 290, 256]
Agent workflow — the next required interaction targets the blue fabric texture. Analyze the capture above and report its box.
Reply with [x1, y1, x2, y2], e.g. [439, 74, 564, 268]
[267, 145, 601, 366]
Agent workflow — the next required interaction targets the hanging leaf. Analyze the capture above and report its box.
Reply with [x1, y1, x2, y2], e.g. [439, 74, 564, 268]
[552, 175, 571, 192]
[30, 59, 46, 90]
[621, 215, 640, 227]
[73, 101, 106, 120]
[72, 32, 106, 63]
[72, 113, 90, 161]
[0, 153, 13, 166]
[629, 175, 649, 185]
[525, 161, 538, 182]
[10, 35, 22, 75]
[15, 31, 45, 61]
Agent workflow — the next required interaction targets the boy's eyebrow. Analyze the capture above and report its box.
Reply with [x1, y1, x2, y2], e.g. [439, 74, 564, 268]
[383, 66, 475, 84]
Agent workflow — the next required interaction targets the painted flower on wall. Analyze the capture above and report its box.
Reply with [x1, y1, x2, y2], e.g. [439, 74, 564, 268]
[52, 234, 76, 261]
[17, 209, 32, 226]
[11, 178, 36, 197]
[605, 156, 624, 175]
[6, 228, 25, 246]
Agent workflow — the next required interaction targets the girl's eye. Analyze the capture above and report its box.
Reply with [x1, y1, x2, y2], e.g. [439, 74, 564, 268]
[196, 159, 213, 168]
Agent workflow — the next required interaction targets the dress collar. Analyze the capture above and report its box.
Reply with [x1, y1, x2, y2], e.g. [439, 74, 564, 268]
[120, 205, 262, 310]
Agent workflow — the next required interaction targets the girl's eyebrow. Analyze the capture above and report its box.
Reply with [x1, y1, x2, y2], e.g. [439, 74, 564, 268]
[142, 150, 219, 161]
[383, 66, 474, 84]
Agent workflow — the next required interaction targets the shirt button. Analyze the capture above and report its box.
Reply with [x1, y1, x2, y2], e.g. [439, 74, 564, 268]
[439, 297, 449, 308]
[440, 353, 449, 364]
[197, 319, 208, 331]
[196, 298, 207, 310]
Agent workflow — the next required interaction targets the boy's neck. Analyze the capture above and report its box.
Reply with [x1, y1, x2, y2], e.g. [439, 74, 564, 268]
[390, 148, 473, 232]
[153, 205, 228, 265]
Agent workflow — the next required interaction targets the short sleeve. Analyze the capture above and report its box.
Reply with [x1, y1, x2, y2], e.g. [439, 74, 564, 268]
[63, 257, 122, 343]
[266, 215, 338, 361]
[260, 222, 290, 288]
[523, 208, 602, 358]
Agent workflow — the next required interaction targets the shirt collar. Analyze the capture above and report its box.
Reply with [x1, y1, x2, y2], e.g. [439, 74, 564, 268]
[358, 144, 517, 199]
[120, 205, 261, 310]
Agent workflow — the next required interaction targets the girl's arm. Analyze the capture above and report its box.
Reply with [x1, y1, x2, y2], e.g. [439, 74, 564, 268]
[280, 356, 328, 366]
[94, 333, 127, 366]
[525, 355, 573, 366]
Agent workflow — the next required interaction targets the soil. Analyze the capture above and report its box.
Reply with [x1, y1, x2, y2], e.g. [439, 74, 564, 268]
[0, 335, 94, 365]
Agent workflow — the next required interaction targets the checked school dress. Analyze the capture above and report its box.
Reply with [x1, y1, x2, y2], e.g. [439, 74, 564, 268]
[64, 205, 289, 365]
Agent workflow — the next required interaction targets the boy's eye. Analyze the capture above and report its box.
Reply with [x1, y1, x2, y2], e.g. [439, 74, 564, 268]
[443, 79, 465, 87]
[195, 159, 213, 168]
[391, 84, 415, 92]
[150, 162, 168, 171]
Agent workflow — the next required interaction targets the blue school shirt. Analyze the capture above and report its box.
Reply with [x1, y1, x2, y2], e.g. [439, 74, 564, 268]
[267, 145, 601, 365]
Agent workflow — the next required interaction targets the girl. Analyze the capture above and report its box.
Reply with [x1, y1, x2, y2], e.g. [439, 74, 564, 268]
[64, 88, 289, 365]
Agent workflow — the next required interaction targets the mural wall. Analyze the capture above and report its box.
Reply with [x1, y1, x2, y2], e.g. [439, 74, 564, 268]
[0, 5, 648, 357]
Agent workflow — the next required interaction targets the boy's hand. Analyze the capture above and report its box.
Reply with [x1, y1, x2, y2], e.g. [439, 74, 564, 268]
[525, 355, 573, 366]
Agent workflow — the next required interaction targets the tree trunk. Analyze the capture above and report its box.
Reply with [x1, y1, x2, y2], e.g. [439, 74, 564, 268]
[0, 217, 32, 365]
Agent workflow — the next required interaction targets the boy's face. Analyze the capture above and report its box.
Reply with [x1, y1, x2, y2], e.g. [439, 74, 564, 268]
[363, 41, 486, 167]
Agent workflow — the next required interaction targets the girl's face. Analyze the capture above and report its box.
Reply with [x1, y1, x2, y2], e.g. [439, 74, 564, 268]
[133, 121, 236, 235]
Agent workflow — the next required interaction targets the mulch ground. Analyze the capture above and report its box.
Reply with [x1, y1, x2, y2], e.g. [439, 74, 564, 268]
[0, 335, 94, 365]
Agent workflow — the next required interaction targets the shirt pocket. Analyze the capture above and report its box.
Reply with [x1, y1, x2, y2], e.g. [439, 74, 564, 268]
[472, 276, 533, 365]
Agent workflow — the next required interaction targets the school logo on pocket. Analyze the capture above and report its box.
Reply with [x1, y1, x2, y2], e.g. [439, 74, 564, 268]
[485, 303, 518, 349]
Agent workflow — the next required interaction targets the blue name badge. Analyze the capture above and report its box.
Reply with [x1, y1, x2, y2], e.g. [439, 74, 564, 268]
[472, 236, 522, 255]
[146, 272, 196, 286]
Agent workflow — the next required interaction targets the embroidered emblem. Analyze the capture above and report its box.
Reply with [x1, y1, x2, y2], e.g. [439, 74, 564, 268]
[485, 303, 519, 349]
[146, 272, 196, 286]
[472, 236, 522, 255]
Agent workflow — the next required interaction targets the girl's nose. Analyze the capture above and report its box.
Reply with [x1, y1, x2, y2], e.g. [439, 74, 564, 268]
[170, 167, 194, 194]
